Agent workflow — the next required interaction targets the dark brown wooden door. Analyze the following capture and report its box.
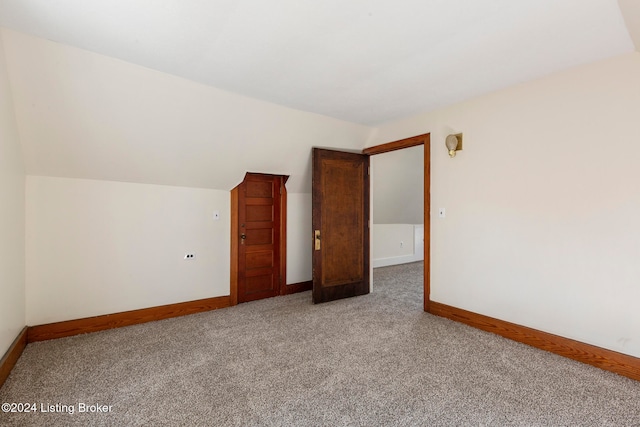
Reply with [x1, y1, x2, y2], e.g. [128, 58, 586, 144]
[312, 148, 370, 303]
[237, 174, 283, 303]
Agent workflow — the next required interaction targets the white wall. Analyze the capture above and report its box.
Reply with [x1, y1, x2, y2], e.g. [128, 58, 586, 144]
[369, 52, 640, 357]
[371, 144, 423, 224]
[1, 28, 371, 194]
[0, 28, 372, 324]
[11, 24, 639, 361]
[0, 31, 25, 355]
[372, 224, 424, 268]
[370, 144, 424, 270]
[286, 193, 312, 284]
[25, 178, 316, 326]
[25, 179, 315, 326]
[26, 177, 230, 325]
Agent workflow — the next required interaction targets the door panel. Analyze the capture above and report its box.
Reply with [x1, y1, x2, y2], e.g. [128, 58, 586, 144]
[245, 273, 274, 294]
[245, 180, 273, 197]
[238, 174, 282, 303]
[312, 148, 370, 303]
[244, 228, 273, 246]
[246, 205, 273, 221]
[246, 251, 274, 269]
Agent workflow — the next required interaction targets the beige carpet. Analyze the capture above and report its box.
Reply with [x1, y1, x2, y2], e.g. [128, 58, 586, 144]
[1, 261, 639, 426]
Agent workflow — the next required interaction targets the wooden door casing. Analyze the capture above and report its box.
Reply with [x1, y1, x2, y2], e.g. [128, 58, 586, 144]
[363, 133, 430, 311]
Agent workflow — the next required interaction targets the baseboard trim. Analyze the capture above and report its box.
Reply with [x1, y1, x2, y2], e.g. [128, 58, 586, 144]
[281, 280, 312, 295]
[28, 295, 232, 343]
[429, 301, 640, 382]
[372, 256, 424, 269]
[0, 327, 28, 389]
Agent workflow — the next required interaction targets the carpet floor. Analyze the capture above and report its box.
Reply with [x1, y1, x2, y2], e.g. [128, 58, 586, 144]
[1, 261, 639, 426]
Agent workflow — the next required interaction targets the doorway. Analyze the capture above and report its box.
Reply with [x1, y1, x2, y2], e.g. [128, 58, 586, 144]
[363, 133, 431, 311]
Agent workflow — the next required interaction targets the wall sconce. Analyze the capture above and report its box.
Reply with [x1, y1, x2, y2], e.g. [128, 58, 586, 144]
[445, 133, 463, 158]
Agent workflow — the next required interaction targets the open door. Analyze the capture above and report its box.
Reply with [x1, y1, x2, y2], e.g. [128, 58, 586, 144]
[312, 148, 370, 303]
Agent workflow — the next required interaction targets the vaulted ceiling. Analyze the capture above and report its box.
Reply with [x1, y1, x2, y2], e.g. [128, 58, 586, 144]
[0, 1, 638, 194]
[0, 0, 636, 125]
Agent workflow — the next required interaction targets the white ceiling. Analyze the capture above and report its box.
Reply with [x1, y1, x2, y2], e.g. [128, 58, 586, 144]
[0, 0, 635, 125]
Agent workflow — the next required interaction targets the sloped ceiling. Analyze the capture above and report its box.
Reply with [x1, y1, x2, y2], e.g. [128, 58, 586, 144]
[619, 0, 640, 50]
[0, 1, 637, 193]
[1, 28, 372, 193]
[372, 145, 424, 224]
[0, 0, 635, 125]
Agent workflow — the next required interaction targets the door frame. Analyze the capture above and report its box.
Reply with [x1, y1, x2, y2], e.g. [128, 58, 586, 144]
[230, 172, 288, 305]
[362, 133, 431, 312]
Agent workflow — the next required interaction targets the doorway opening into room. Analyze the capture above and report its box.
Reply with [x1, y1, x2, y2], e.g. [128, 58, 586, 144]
[363, 133, 430, 311]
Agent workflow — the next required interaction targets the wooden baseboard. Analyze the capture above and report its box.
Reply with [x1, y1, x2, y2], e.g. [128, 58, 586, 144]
[0, 327, 28, 389]
[28, 295, 232, 343]
[429, 301, 640, 382]
[281, 280, 312, 295]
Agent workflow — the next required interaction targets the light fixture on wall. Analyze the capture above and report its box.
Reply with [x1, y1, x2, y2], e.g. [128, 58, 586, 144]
[445, 133, 463, 158]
